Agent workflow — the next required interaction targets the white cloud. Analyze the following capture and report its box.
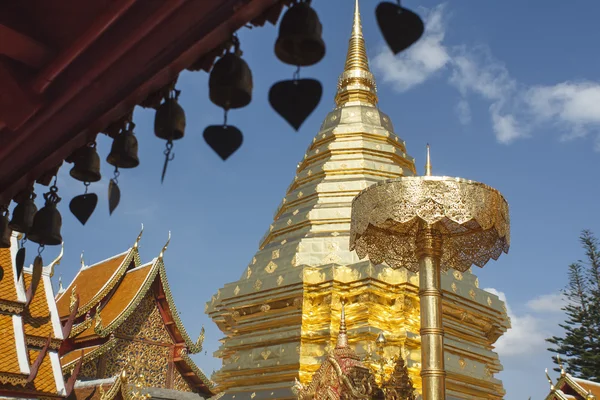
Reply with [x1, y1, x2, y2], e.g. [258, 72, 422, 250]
[484, 288, 549, 357]
[526, 292, 566, 313]
[372, 4, 600, 149]
[372, 4, 450, 92]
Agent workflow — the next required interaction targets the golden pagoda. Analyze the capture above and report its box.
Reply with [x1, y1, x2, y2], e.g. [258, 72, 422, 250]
[56, 229, 214, 399]
[207, 1, 511, 399]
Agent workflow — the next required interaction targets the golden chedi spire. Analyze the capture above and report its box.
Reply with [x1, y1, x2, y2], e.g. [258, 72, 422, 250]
[425, 144, 432, 176]
[335, 0, 378, 107]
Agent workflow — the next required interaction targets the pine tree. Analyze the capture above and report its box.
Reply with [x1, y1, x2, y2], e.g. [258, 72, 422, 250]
[547, 230, 600, 380]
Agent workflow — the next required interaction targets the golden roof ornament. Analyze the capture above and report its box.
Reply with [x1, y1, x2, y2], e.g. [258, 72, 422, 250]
[293, 302, 378, 399]
[80, 250, 85, 269]
[134, 223, 144, 249]
[425, 144, 432, 176]
[69, 285, 78, 312]
[350, 147, 510, 400]
[47, 241, 64, 277]
[335, 0, 378, 107]
[381, 355, 416, 400]
[158, 231, 171, 260]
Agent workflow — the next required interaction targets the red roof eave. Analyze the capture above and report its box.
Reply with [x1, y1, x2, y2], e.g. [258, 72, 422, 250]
[0, 0, 285, 203]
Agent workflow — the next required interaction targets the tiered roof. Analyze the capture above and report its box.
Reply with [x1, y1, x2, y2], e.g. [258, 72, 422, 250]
[57, 229, 213, 399]
[0, 233, 78, 398]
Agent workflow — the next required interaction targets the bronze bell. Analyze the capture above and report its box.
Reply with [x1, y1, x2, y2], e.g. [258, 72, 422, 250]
[155, 98, 186, 141]
[9, 193, 37, 234]
[28, 190, 62, 246]
[275, 2, 326, 67]
[107, 127, 139, 169]
[70, 144, 101, 183]
[0, 208, 11, 249]
[209, 50, 253, 110]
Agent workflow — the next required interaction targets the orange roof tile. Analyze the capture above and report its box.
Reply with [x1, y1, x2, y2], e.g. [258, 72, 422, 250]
[0, 248, 19, 304]
[56, 252, 129, 318]
[573, 378, 600, 398]
[22, 273, 54, 339]
[61, 344, 98, 367]
[99, 263, 155, 330]
[0, 313, 23, 376]
[27, 349, 57, 395]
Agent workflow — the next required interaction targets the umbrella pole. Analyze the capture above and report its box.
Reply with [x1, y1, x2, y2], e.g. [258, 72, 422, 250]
[416, 223, 446, 400]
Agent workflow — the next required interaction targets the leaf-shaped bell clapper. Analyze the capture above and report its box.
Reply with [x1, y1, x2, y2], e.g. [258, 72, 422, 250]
[275, 1, 325, 67]
[69, 143, 102, 183]
[107, 123, 139, 169]
[9, 189, 37, 234]
[376, 1, 424, 55]
[0, 206, 11, 249]
[27, 186, 62, 246]
[209, 41, 253, 110]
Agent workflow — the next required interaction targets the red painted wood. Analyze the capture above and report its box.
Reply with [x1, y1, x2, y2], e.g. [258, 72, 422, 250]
[31, 0, 139, 94]
[0, 24, 53, 68]
[0, 59, 40, 130]
[0, 0, 281, 204]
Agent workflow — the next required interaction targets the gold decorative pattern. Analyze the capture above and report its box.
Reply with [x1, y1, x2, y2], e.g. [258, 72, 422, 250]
[458, 358, 466, 369]
[265, 261, 278, 274]
[254, 279, 263, 291]
[116, 293, 171, 343]
[172, 369, 193, 392]
[277, 276, 284, 286]
[350, 176, 510, 273]
[104, 339, 170, 387]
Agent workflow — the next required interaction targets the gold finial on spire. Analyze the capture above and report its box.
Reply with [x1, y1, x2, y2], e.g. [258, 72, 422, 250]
[334, 0, 378, 107]
[159, 231, 171, 260]
[47, 241, 64, 277]
[545, 368, 555, 391]
[336, 299, 348, 348]
[425, 144, 432, 176]
[134, 223, 144, 249]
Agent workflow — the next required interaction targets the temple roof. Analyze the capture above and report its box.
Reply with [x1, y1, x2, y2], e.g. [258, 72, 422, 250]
[59, 231, 212, 395]
[55, 250, 137, 318]
[0, 234, 72, 398]
[545, 366, 600, 400]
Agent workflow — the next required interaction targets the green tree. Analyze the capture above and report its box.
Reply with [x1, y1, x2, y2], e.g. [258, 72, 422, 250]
[547, 230, 600, 380]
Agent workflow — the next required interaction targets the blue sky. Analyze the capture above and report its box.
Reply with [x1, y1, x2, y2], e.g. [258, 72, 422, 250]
[33, 1, 600, 399]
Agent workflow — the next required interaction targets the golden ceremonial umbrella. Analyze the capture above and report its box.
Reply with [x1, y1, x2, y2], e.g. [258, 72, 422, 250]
[349, 147, 510, 400]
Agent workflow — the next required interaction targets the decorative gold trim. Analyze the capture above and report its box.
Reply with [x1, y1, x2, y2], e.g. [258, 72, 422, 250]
[180, 349, 215, 390]
[62, 336, 118, 373]
[26, 335, 62, 350]
[70, 315, 93, 338]
[0, 299, 25, 314]
[95, 262, 159, 337]
[158, 262, 205, 354]
[0, 371, 28, 386]
[46, 242, 64, 278]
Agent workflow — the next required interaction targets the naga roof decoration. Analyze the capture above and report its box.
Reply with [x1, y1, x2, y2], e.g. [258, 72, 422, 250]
[0, 233, 80, 398]
[59, 230, 212, 397]
[545, 360, 600, 400]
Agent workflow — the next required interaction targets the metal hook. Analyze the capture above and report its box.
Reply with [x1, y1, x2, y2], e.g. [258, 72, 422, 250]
[161, 141, 176, 183]
[293, 66, 301, 82]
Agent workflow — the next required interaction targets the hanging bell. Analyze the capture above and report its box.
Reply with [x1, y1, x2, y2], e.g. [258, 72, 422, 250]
[28, 187, 62, 246]
[107, 125, 140, 169]
[9, 191, 37, 234]
[209, 41, 253, 110]
[154, 96, 186, 141]
[70, 143, 102, 183]
[275, 1, 326, 67]
[0, 207, 11, 249]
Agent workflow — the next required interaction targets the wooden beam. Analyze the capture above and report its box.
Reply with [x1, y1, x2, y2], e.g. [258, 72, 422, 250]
[0, 0, 282, 203]
[0, 24, 53, 69]
[0, 59, 41, 130]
